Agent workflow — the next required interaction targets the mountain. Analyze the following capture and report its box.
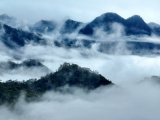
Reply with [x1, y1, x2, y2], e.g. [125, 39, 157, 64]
[35, 63, 113, 90]
[61, 19, 83, 34]
[79, 13, 125, 35]
[0, 63, 113, 104]
[0, 12, 160, 55]
[141, 76, 160, 84]
[126, 15, 151, 35]
[98, 40, 160, 55]
[54, 38, 96, 49]
[30, 20, 57, 34]
[148, 22, 160, 36]
[0, 59, 51, 75]
[0, 14, 13, 23]
[148, 22, 160, 28]
[0, 22, 45, 48]
[150, 76, 160, 83]
[0, 14, 17, 28]
[79, 12, 152, 36]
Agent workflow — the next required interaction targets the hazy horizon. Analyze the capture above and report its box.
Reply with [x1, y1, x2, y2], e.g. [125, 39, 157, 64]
[0, 0, 160, 24]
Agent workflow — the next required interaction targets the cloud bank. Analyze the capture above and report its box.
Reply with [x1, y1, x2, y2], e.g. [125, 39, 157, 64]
[0, 81, 160, 120]
[0, 10, 160, 120]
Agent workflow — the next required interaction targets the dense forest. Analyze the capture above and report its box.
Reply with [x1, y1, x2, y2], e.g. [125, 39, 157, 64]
[0, 63, 113, 105]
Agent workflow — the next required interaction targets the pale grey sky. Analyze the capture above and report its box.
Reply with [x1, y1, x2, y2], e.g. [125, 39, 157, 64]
[0, 0, 159, 24]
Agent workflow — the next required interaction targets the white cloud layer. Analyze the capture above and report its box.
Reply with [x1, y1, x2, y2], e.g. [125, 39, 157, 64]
[0, 82, 160, 120]
[0, 9, 160, 119]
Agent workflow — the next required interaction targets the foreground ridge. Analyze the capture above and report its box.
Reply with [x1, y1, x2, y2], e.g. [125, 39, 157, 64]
[0, 63, 113, 104]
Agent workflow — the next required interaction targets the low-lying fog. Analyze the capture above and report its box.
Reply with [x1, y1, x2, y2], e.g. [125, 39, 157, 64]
[0, 20, 160, 119]
[0, 81, 160, 120]
[1, 37, 160, 85]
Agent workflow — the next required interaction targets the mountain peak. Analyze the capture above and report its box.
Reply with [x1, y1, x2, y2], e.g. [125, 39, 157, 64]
[148, 22, 160, 36]
[125, 15, 151, 35]
[101, 12, 122, 18]
[30, 20, 57, 34]
[79, 12, 125, 35]
[127, 15, 144, 22]
[61, 19, 83, 34]
[0, 14, 12, 20]
[43, 62, 113, 89]
[39, 20, 55, 25]
[93, 12, 125, 23]
[148, 22, 160, 28]
[65, 19, 81, 23]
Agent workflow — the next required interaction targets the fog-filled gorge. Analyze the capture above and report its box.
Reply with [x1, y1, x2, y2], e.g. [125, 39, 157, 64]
[0, 11, 160, 120]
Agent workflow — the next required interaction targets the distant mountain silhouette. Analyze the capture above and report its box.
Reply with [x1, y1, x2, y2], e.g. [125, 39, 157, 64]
[0, 59, 51, 75]
[54, 38, 95, 49]
[0, 22, 45, 48]
[0, 14, 25, 29]
[30, 20, 57, 34]
[99, 41, 160, 55]
[0, 13, 160, 55]
[0, 14, 17, 27]
[126, 15, 151, 35]
[0, 14, 13, 22]
[150, 76, 160, 83]
[148, 22, 160, 36]
[79, 13, 126, 35]
[0, 13, 159, 37]
[61, 19, 83, 34]
[79, 12, 152, 36]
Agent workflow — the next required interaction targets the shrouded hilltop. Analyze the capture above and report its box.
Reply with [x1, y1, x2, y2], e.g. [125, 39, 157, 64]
[79, 13, 153, 36]
[36, 63, 113, 90]
[0, 12, 160, 55]
[0, 63, 113, 104]
[0, 59, 51, 72]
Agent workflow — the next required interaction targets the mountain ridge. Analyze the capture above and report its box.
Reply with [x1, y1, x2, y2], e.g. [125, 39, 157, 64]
[0, 63, 113, 104]
[79, 12, 152, 36]
[0, 12, 159, 37]
[0, 22, 45, 48]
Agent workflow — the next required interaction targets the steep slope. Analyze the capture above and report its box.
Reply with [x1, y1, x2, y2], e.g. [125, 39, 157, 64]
[0, 22, 45, 48]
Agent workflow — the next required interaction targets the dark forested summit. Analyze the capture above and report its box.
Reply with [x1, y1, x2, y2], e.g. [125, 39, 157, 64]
[35, 63, 113, 91]
[79, 12, 126, 35]
[0, 63, 113, 104]
[79, 12, 152, 36]
[126, 15, 151, 35]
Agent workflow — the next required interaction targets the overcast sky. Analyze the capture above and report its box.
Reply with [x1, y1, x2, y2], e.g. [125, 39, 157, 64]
[0, 0, 159, 24]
